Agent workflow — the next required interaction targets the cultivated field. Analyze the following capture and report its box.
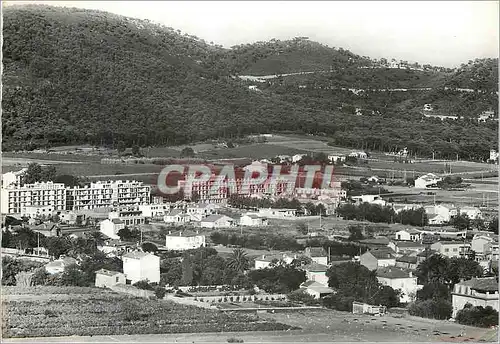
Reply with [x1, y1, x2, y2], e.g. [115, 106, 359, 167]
[2, 286, 293, 338]
[3, 308, 496, 343]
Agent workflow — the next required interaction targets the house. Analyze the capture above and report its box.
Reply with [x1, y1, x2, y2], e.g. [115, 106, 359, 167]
[423, 104, 433, 111]
[416, 249, 437, 264]
[122, 251, 160, 284]
[452, 277, 499, 318]
[431, 241, 471, 258]
[45, 256, 78, 275]
[200, 214, 235, 229]
[349, 151, 368, 159]
[304, 247, 328, 265]
[276, 155, 291, 163]
[303, 281, 335, 299]
[108, 207, 145, 226]
[376, 267, 419, 304]
[164, 209, 190, 225]
[257, 208, 297, 219]
[327, 155, 346, 163]
[138, 204, 169, 218]
[95, 269, 126, 288]
[1, 168, 27, 188]
[31, 222, 61, 238]
[392, 203, 421, 214]
[100, 219, 125, 240]
[395, 255, 418, 270]
[292, 154, 308, 163]
[186, 203, 219, 217]
[367, 176, 380, 183]
[240, 213, 269, 227]
[414, 173, 442, 189]
[21, 205, 54, 219]
[57, 210, 78, 225]
[489, 149, 499, 163]
[351, 194, 381, 204]
[471, 234, 499, 262]
[394, 229, 421, 242]
[254, 253, 296, 270]
[459, 207, 483, 220]
[387, 241, 425, 255]
[303, 262, 329, 286]
[424, 204, 458, 224]
[164, 230, 206, 251]
[360, 249, 396, 271]
[428, 214, 447, 225]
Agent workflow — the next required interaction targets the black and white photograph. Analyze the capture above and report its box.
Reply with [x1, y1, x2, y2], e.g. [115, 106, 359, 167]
[1, 1, 499, 343]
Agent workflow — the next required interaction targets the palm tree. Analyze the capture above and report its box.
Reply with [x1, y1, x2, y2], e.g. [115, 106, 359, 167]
[87, 231, 105, 249]
[227, 248, 249, 273]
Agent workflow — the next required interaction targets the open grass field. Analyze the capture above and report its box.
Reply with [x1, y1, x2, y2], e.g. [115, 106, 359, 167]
[2, 286, 293, 339]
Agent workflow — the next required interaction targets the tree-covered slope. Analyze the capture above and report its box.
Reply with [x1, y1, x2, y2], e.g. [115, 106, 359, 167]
[2, 5, 498, 160]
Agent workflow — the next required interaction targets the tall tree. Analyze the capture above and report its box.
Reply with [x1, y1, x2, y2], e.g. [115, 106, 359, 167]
[226, 248, 249, 273]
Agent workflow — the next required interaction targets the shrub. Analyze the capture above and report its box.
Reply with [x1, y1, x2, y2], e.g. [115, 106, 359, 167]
[455, 305, 499, 327]
[322, 294, 356, 312]
[287, 289, 317, 306]
[154, 287, 166, 299]
[407, 299, 452, 320]
[227, 338, 244, 343]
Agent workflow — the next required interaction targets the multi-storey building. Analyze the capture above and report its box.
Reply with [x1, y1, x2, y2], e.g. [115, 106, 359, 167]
[1, 182, 66, 214]
[66, 180, 150, 210]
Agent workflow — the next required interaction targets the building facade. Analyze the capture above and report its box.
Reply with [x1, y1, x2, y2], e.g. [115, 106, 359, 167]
[122, 251, 160, 284]
[452, 277, 499, 317]
[1, 182, 66, 214]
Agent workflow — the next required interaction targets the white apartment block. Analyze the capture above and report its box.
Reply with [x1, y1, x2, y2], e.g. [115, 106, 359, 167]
[66, 180, 150, 210]
[1, 182, 66, 214]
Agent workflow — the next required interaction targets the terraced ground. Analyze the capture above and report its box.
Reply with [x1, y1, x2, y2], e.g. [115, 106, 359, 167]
[2, 287, 293, 338]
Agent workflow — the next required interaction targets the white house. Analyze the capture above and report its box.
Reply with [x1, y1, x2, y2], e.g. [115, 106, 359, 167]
[424, 204, 457, 224]
[240, 213, 269, 227]
[431, 241, 471, 258]
[489, 149, 499, 163]
[95, 269, 126, 288]
[100, 219, 125, 240]
[471, 234, 498, 261]
[394, 229, 421, 242]
[349, 151, 368, 159]
[21, 205, 54, 219]
[459, 207, 483, 220]
[257, 208, 297, 219]
[200, 214, 235, 229]
[414, 173, 442, 189]
[452, 277, 499, 318]
[376, 267, 419, 304]
[57, 210, 78, 225]
[164, 209, 190, 225]
[303, 262, 329, 286]
[108, 208, 145, 226]
[292, 154, 308, 163]
[44, 256, 78, 275]
[1, 168, 27, 188]
[122, 251, 160, 284]
[139, 204, 169, 218]
[186, 203, 219, 217]
[328, 155, 346, 163]
[254, 253, 296, 269]
[302, 281, 335, 299]
[164, 230, 206, 251]
[351, 194, 382, 204]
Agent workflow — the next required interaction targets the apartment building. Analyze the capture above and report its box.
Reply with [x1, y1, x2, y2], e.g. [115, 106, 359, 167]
[1, 182, 66, 214]
[66, 180, 150, 210]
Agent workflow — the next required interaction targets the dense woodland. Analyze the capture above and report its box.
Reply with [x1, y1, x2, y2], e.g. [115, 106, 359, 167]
[2, 5, 498, 160]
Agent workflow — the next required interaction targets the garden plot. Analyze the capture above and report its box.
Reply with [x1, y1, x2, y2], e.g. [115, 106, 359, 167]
[2, 287, 293, 338]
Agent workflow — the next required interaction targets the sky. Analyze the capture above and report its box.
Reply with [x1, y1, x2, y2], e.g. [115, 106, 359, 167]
[4, 1, 499, 67]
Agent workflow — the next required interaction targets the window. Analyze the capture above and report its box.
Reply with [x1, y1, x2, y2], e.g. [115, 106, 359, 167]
[453, 248, 458, 252]
[116, 276, 119, 282]
[444, 248, 449, 253]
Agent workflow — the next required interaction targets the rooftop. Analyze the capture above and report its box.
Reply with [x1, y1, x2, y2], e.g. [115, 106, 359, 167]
[304, 262, 329, 272]
[392, 241, 424, 248]
[203, 214, 232, 223]
[165, 209, 184, 217]
[122, 251, 153, 260]
[457, 277, 499, 292]
[396, 255, 418, 264]
[376, 267, 413, 279]
[111, 218, 124, 225]
[366, 248, 396, 260]
[95, 269, 123, 277]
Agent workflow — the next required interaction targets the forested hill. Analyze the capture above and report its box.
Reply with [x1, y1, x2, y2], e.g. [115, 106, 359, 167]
[2, 5, 498, 160]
